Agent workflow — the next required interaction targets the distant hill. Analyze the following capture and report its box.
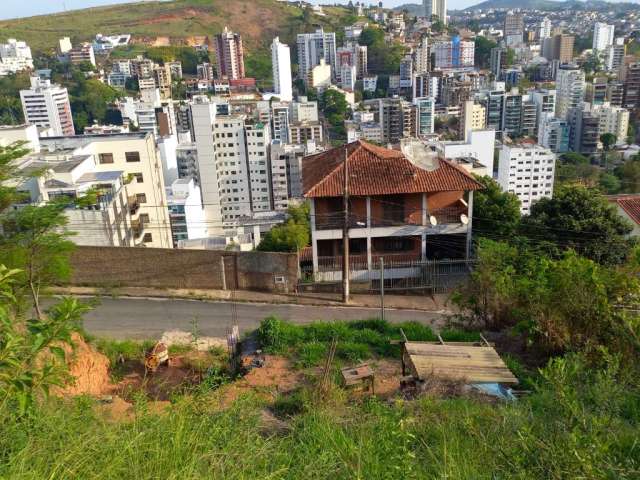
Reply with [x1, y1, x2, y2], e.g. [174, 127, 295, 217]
[0, 0, 356, 53]
[395, 0, 640, 14]
[462, 0, 640, 11]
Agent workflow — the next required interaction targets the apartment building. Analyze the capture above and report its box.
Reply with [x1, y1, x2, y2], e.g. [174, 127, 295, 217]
[167, 178, 207, 247]
[364, 97, 415, 144]
[604, 38, 625, 72]
[555, 65, 585, 120]
[68, 43, 96, 67]
[593, 22, 614, 52]
[289, 122, 323, 145]
[459, 100, 486, 141]
[498, 143, 556, 215]
[215, 27, 245, 80]
[272, 37, 293, 102]
[414, 97, 435, 137]
[592, 103, 630, 144]
[538, 114, 570, 153]
[436, 129, 496, 174]
[433, 36, 474, 69]
[0, 39, 33, 76]
[20, 77, 75, 136]
[542, 34, 574, 64]
[296, 29, 337, 83]
[567, 103, 600, 154]
[290, 97, 319, 123]
[504, 11, 524, 47]
[621, 60, 640, 110]
[6, 130, 172, 247]
[424, 0, 447, 24]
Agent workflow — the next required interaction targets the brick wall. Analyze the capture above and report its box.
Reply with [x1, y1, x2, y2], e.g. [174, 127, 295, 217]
[69, 246, 298, 293]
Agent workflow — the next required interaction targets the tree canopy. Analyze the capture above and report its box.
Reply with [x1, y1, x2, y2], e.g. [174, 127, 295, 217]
[358, 27, 405, 74]
[257, 203, 311, 253]
[520, 185, 635, 266]
[472, 176, 521, 239]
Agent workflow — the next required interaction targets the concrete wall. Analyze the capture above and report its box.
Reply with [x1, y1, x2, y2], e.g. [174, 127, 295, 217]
[69, 246, 298, 293]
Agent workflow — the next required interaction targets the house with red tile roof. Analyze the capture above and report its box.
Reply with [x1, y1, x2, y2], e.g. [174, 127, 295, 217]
[302, 140, 484, 280]
[607, 195, 640, 237]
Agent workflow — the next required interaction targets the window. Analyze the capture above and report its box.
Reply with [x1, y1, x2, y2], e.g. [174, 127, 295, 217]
[125, 151, 141, 163]
[99, 153, 114, 164]
[133, 173, 144, 183]
[143, 233, 153, 243]
[139, 214, 150, 223]
[136, 193, 147, 204]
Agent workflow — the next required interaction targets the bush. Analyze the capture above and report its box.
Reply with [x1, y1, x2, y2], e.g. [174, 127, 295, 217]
[257, 316, 304, 353]
[336, 342, 371, 362]
[440, 329, 481, 343]
[295, 342, 327, 368]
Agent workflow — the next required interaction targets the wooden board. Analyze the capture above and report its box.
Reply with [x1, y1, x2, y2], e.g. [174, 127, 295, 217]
[404, 342, 518, 385]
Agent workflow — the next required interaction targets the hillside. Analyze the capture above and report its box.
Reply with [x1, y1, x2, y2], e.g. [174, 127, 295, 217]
[0, 0, 358, 53]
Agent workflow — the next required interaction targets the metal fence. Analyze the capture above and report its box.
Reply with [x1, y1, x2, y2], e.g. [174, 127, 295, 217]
[300, 256, 475, 294]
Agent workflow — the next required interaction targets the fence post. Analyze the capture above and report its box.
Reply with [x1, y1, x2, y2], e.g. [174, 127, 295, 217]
[220, 256, 227, 291]
[380, 257, 385, 322]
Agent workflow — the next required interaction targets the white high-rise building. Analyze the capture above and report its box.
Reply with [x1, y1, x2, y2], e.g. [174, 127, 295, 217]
[555, 66, 585, 120]
[167, 178, 207, 247]
[296, 29, 337, 83]
[424, 0, 447, 24]
[20, 77, 75, 136]
[498, 144, 556, 215]
[415, 36, 430, 75]
[604, 37, 625, 72]
[593, 22, 615, 52]
[592, 102, 630, 144]
[0, 39, 33, 76]
[271, 37, 293, 102]
[414, 97, 435, 137]
[539, 18, 552, 40]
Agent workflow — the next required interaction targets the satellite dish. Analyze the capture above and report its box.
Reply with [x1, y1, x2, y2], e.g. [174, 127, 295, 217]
[429, 215, 438, 226]
[460, 214, 469, 225]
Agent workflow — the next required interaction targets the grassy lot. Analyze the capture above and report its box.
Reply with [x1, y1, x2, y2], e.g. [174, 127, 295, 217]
[0, 349, 637, 479]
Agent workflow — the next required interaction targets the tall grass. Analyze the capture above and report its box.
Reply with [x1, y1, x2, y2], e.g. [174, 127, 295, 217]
[257, 317, 481, 367]
[0, 354, 638, 479]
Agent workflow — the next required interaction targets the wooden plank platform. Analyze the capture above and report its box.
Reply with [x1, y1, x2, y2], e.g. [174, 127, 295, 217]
[403, 341, 518, 385]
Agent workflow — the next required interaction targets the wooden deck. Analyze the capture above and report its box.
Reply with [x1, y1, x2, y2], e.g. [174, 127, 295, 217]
[403, 341, 518, 385]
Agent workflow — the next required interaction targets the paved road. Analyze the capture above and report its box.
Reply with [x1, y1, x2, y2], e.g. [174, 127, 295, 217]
[81, 297, 448, 340]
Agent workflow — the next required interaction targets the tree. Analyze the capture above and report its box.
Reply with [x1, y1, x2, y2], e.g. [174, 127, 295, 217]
[359, 27, 406, 74]
[0, 202, 76, 319]
[0, 143, 30, 211]
[472, 176, 521, 239]
[474, 36, 497, 69]
[614, 156, 640, 193]
[520, 185, 635, 266]
[561, 152, 590, 165]
[600, 133, 617, 167]
[320, 89, 349, 139]
[257, 203, 310, 253]
[598, 173, 621, 194]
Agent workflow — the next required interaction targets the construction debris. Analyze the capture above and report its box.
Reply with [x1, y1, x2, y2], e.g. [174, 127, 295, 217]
[341, 363, 375, 395]
[144, 342, 169, 373]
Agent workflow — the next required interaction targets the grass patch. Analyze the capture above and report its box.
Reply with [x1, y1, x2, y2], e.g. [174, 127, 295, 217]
[257, 316, 478, 368]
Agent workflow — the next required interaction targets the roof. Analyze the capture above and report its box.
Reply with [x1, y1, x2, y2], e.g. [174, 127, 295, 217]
[51, 156, 90, 173]
[404, 341, 518, 385]
[303, 140, 483, 198]
[608, 194, 640, 225]
[77, 171, 124, 183]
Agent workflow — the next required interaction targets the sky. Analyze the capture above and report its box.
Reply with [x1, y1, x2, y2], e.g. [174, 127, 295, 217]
[0, 0, 633, 21]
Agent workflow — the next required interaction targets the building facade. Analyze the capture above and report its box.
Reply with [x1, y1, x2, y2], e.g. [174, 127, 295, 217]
[20, 77, 75, 136]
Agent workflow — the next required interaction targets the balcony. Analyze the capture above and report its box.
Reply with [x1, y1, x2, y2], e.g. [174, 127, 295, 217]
[430, 206, 468, 225]
[315, 212, 368, 231]
[131, 217, 146, 239]
[128, 196, 140, 216]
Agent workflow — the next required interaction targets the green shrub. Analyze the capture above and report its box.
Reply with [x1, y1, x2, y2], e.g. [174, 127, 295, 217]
[295, 342, 327, 368]
[257, 316, 304, 353]
[440, 329, 482, 342]
[272, 391, 305, 418]
[396, 321, 437, 342]
[336, 342, 371, 362]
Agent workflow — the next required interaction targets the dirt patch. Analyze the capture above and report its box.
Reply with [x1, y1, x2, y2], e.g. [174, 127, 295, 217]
[113, 352, 214, 401]
[219, 355, 305, 407]
[370, 359, 402, 398]
[54, 333, 113, 397]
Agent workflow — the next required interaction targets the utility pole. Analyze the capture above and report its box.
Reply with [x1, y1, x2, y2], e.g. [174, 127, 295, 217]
[379, 257, 385, 321]
[342, 148, 350, 304]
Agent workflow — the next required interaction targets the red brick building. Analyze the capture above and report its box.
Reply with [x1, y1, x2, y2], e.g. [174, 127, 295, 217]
[302, 141, 483, 278]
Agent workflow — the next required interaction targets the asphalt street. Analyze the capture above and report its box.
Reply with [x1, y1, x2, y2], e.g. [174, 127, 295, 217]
[80, 297, 448, 340]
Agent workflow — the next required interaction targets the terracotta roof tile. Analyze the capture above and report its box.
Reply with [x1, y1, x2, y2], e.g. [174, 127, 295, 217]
[608, 194, 640, 225]
[303, 140, 483, 198]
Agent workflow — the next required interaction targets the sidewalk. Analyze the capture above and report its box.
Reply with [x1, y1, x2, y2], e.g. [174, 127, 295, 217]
[51, 286, 457, 313]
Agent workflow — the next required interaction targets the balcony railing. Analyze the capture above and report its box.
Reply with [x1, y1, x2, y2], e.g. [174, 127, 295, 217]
[430, 207, 468, 225]
[315, 213, 368, 230]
